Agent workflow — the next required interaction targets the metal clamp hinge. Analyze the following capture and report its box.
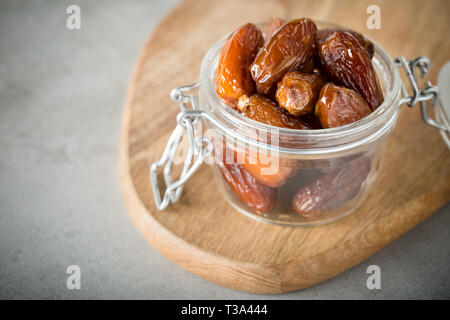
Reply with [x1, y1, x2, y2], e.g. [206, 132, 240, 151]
[395, 56, 449, 133]
[150, 82, 212, 211]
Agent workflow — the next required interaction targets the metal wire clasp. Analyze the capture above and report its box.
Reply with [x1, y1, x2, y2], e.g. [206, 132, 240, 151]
[150, 82, 212, 210]
[395, 56, 449, 136]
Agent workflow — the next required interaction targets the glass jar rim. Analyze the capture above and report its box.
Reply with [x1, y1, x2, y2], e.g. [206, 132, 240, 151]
[199, 20, 402, 152]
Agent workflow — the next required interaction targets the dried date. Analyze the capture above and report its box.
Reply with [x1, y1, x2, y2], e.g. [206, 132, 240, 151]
[237, 149, 298, 188]
[317, 31, 383, 110]
[237, 94, 313, 129]
[251, 18, 317, 94]
[265, 17, 285, 41]
[276, 71, 324, 116]
[293, 157, 371, 218]
[316, 28, 374, 59]
[315, 83, 372, 128]
[216, 23, 264, 108]
[216, 145, 276, 213]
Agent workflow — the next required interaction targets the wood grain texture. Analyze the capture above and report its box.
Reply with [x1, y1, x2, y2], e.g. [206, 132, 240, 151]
[120, 0, 450, 293]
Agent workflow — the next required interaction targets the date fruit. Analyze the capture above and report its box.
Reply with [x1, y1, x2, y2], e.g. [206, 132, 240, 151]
[237, 94, 314, 129]
[276, 71, 324, 116]
[315, 83, 372, 128]
[250, 18, 317, 94]
[265, 17, 285, 41]
[216, 23, 264, 108]
[236, 94, 315, 186]
[238, 150, 298, 188]
[316, 28, 374, 59]
[317, 31, 383, 110]
[293, 157, 370, 218]
[216, 145, 276, 213]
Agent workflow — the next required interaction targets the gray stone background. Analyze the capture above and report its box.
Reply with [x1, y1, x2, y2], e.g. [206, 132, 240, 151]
[0, 0, 449, 299]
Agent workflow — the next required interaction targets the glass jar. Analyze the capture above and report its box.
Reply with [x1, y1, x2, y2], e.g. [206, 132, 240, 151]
[150, 21, 449, 227]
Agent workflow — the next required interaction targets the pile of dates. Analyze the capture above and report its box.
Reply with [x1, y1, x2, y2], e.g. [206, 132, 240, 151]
[215, 18, 383, 219]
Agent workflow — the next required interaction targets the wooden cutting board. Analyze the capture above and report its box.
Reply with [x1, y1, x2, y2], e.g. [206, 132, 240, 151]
[120, 0, 450, 293]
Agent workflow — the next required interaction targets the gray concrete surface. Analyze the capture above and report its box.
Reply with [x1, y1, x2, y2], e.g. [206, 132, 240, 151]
[0, 0, 449, 299]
